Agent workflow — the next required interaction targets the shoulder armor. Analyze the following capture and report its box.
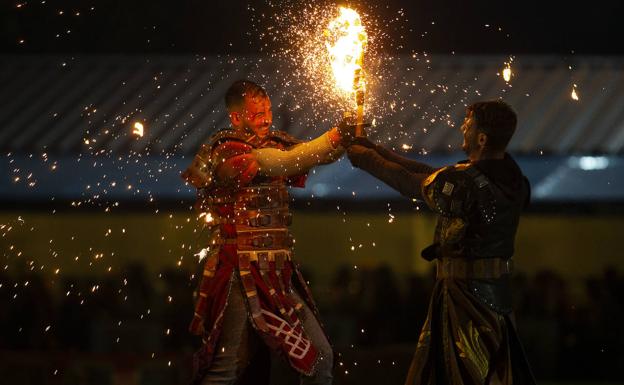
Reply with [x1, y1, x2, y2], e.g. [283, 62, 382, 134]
[182, 129, 252, 189]
[207, 128, 252, 149]
[422, 164, 474, 216]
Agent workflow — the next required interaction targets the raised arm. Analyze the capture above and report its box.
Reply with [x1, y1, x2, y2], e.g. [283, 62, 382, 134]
[212, 130, 343, 186]
[347, 144, 431, 200]
[252, 129, 343, 177]
[350, 137, 437, 174]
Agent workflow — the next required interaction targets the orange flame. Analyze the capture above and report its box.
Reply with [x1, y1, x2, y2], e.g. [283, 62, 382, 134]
[324, 7, 367, 102]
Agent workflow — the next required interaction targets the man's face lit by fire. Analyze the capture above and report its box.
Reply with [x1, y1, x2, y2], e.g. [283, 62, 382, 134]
[235, 94, 273, 139]
[460, 110, 482, 160]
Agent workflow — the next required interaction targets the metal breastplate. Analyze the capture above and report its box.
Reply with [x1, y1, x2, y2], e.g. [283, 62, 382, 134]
[231, 181, 293, 250]
[193, 129, 300, 251]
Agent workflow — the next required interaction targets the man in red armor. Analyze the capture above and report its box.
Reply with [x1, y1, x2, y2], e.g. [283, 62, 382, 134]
[182, 79, 346, 385]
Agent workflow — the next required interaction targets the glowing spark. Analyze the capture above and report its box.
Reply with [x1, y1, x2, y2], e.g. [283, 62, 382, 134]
[132, 122, 144, 137]
[401, 144, 413, 150]
[502, 64, 512, 82]
[199, 212, 214, 224]
[324, 7, 367, 101]
[571, 84, 579, 101]
[195, 248, 209, 262]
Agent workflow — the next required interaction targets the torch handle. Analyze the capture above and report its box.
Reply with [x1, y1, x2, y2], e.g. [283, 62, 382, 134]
[356, 104, 364, 137]
[353, 58, 365, 137]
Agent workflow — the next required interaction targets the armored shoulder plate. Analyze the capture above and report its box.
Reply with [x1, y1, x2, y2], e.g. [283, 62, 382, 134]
[207, 128, 253, 149]
[182, 129, 252, 189]
[422, 164, 474, 217]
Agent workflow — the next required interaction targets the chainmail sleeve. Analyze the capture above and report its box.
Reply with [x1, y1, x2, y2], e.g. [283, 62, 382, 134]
[252, 132, 344, 177]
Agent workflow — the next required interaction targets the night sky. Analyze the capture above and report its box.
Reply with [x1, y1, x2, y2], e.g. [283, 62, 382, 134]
[2, 0, 624, 55]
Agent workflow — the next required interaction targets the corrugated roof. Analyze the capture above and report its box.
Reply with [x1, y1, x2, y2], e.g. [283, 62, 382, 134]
[2, 54, 624, 205]
[1, 54, 624, 156]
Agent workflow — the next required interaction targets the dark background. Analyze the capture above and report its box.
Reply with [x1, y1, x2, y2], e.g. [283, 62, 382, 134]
[2, 0, 624, 55]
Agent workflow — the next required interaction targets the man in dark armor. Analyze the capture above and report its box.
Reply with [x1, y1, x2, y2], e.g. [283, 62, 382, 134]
[183, 79, 348, 385]
[346, 100, 536, 385]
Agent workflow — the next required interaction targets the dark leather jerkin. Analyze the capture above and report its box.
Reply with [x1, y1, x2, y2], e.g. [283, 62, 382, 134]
[422, 161, 529, 314]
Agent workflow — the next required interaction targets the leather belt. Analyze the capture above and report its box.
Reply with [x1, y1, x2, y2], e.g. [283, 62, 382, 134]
[198, 211, 292, 228]
[234, 210, 293, 228]
[436, 258, 513, 279]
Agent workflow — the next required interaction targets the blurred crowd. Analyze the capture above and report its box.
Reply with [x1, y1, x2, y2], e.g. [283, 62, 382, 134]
[1, 263, 623, 382]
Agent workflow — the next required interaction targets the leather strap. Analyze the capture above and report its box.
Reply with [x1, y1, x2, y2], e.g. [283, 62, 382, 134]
[436, 257, 513, 279]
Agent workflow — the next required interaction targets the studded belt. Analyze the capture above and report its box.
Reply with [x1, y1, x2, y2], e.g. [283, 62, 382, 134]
[234, 210, 293, 228]
[436, 257, 513, 279]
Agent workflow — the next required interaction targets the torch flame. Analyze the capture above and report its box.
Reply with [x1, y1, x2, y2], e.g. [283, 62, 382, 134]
[324, 7, 368, 101]
[132, 122, 144, 137]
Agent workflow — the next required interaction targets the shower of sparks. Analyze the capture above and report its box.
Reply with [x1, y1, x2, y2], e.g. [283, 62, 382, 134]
[571, 84, 579, 101]
[256, 3, 386, 123]
[252, 2, 476, 151]
[132, 122, 144, 137]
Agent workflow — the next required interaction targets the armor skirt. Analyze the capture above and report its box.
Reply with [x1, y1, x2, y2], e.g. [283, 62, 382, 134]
[405, 278, 536, 385]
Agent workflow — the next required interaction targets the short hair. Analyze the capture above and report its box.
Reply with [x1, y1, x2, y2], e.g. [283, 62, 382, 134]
[467, 100, 517, 152]
[224, 79, 267, 112]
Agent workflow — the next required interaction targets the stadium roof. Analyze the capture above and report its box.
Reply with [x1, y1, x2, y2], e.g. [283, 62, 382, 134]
[2, 54, 624, 155]
[1, 55, 623, 205]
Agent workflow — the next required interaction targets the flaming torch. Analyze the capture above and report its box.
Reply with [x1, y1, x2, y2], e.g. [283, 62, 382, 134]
[325, 7, 368, 136]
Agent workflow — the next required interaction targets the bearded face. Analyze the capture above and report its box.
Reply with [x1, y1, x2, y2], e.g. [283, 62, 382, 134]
[240, 95, 272, 138]
[460, 110, 481, 159]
